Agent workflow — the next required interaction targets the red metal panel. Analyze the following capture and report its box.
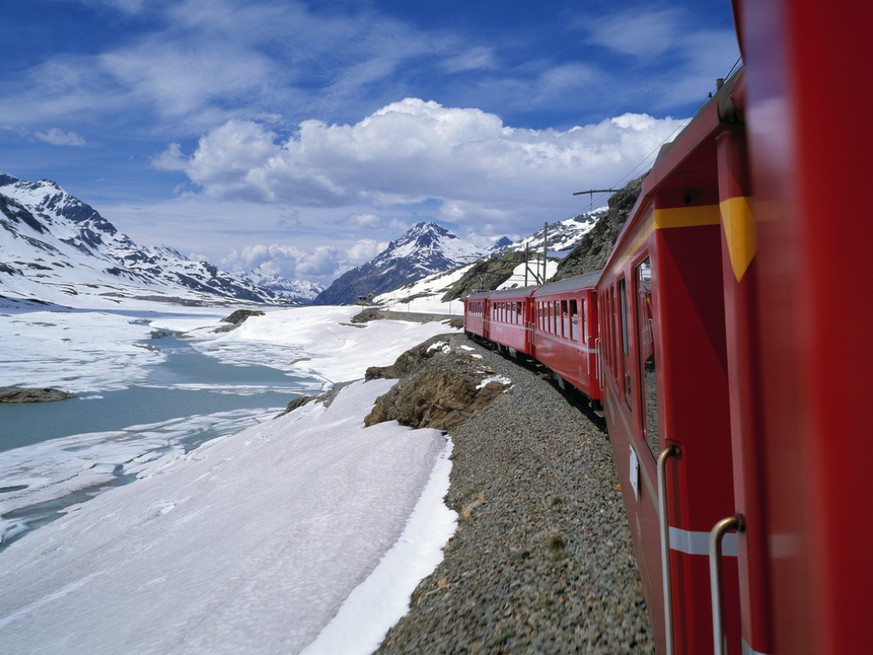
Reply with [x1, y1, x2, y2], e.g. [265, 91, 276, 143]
[743, 2, 873, 653]
[716, 126, 774, 655]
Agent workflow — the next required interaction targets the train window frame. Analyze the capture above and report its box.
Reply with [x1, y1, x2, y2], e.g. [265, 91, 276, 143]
[569, 299, 579, 341]
[619, 279, 629, 356]
[619, 277, 633, 404]
[635, 255, 659, 456]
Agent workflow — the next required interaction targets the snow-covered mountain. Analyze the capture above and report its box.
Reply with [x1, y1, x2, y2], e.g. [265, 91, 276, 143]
[244, 271, 323, 304]
[491, 207, 607, 257]
[0, 173, 301, 307]
[314, 221, 485, 305]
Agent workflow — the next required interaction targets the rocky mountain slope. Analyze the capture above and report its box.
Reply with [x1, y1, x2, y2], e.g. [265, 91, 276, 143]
[551, 176, 643, 280]
[0, 173, 308, 306]
[491, 208, 605, 258]
[314, 222, 484, 305]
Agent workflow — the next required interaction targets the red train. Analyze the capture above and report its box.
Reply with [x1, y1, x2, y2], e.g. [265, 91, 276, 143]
[463, 1, 873, 653]
[464, 271, 602, 409]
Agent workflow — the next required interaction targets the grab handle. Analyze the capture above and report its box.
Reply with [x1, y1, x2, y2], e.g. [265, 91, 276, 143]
[657, 445, 681, 655]
[709, 514, 745, 655]
[595, 337, 602, 381]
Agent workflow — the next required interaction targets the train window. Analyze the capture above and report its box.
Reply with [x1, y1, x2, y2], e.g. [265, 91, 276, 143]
[581, 298, 587, 341]
[619, 279, 629, 356]
[569, 299, 579, 341]
[636, 257, 659, 454]
[609, 287, 616, 374]
[619, 278, 633, 401]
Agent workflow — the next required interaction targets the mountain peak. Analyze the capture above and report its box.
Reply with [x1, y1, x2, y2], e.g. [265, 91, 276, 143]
[314, 221, 484, 304]
[0, 174, 296, 306]
[0, 172, 21, 187]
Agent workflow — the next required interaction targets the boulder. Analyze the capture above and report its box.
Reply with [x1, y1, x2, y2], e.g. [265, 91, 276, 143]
[364, 335, 508, 430]
[0, 386, 76, 403]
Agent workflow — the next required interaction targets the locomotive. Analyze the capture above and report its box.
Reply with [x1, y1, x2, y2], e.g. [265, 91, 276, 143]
[463, 1, 873, 653]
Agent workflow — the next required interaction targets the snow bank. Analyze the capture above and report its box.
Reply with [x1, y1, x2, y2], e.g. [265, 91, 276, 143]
[177, 305, 459, 385]
[0, 379, 456, 654]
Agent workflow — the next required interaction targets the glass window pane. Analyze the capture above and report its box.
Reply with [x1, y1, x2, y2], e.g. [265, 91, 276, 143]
[637, 258, 659, 454]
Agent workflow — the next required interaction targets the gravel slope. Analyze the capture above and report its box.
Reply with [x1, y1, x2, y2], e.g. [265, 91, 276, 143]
[374, 333, 654, 654]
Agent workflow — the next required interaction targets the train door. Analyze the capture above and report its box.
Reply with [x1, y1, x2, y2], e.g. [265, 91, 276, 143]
[652, 194, 740, 655]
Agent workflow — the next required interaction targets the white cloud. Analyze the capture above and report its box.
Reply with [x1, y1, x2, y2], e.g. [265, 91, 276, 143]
[157, 98, 686, 234]
[442, 47, 498, 73]
[350, 213, 381, 228]
[584, 8, 683, 59]
[346, 239, 386, 265]
[220, 239, 386, 282]
[33, 128, 86, 147]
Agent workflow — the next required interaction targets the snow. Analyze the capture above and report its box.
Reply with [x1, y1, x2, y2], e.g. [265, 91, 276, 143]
[176, 305, 458, 385]
[0, 300, 462, 654]
[373, 265, 472, 315]
[495, 256, 559, 290]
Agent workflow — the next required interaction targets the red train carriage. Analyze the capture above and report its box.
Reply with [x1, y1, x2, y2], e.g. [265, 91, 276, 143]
[739, 1, 873, 654]
[530, 272, 601, 405]
[484, 286, 537, 357]
[463, 291, 490, 341]
[597, 72, 745, 654]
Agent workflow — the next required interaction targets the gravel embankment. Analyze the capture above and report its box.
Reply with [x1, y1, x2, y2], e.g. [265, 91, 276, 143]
[374, 333, 654, 654]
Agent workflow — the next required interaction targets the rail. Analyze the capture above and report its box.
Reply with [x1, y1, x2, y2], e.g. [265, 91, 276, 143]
[657, 445, 681, 655]
[709, 514, 745, 655]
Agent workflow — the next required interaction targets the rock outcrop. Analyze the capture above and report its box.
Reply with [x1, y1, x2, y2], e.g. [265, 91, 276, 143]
[0, 386, 76, 403]
[364, 335, 509, 430]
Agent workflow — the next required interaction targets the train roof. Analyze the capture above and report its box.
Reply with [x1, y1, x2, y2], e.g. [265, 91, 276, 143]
[601, 69, 744, 280]
[532, 270, 602, 297]
[485, 284, 540, 300]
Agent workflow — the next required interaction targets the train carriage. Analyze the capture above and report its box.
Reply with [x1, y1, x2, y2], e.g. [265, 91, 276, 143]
[739, 1, 873, 653]
[597, 72, 745, 654]
[530, 272, 601, 404]
[484, 286, 537, 357]
[463, 291, 490, 341]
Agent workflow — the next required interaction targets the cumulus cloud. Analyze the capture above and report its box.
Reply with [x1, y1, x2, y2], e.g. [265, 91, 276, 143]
[350, 213, 381, 228]
[33, 128, 86, 147]
[155, 98, 686, 235]
[220, 236, 389, 282]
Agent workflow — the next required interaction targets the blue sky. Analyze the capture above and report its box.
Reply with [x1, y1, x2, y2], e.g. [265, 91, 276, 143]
[0, 0, 739, 285]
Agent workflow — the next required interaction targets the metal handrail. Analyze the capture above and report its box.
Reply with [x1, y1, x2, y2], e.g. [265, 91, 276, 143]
[657, 445, 681, 655]
[709, 514, 745, 655]
[595, 337, 602, 381]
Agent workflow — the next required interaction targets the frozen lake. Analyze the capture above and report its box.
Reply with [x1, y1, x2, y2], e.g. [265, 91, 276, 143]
[1, 332, 321, 451]
[0, 303, 459, 654]
[0, 327, 325, 550]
